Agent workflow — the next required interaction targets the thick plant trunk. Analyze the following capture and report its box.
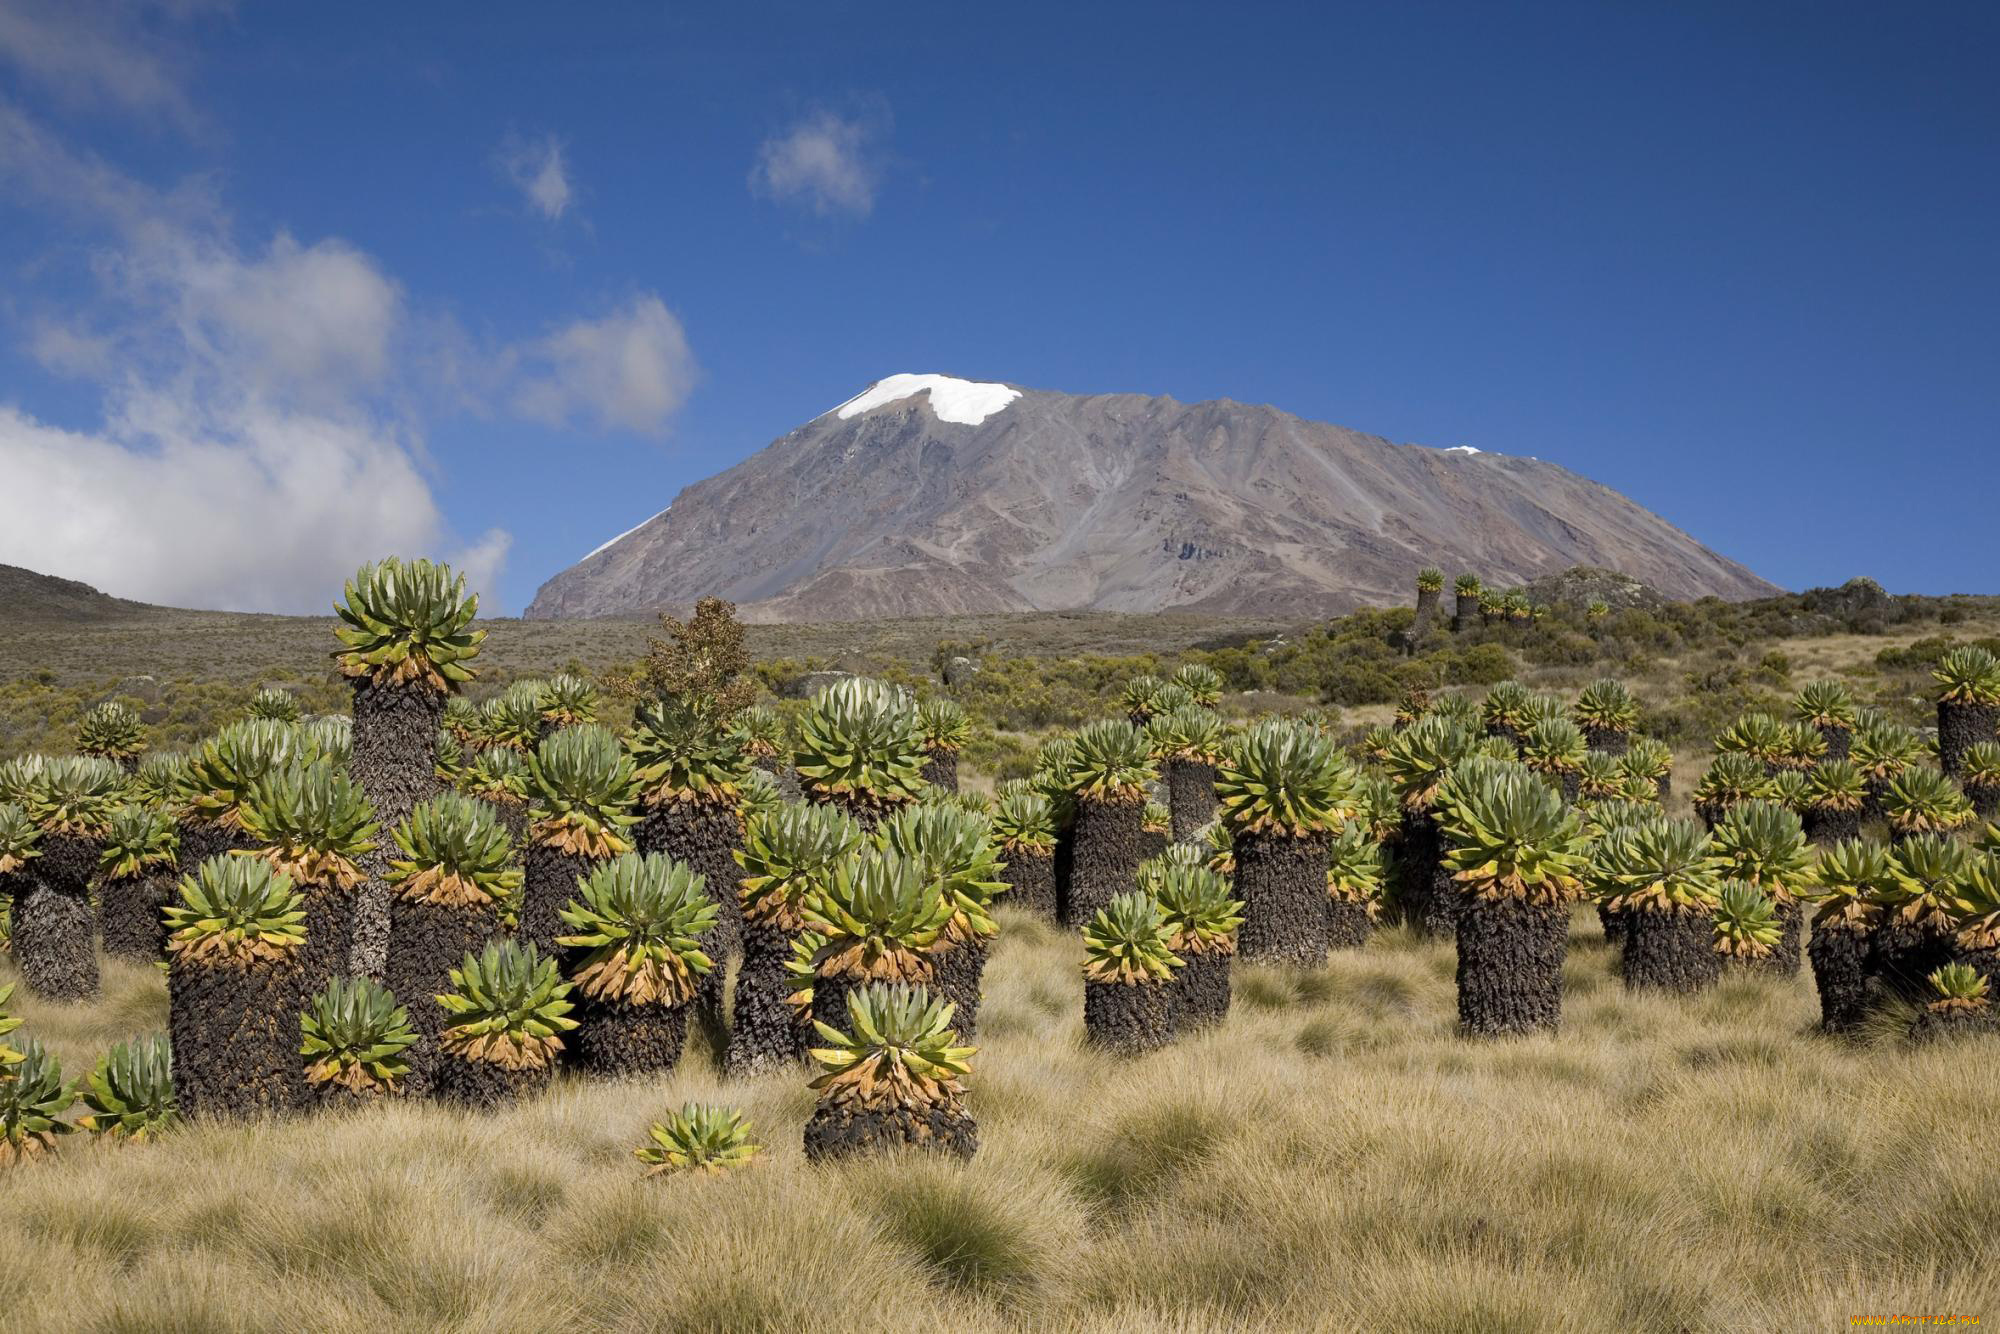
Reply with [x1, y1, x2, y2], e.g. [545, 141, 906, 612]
[1083, 978, 1175, 1053]
[1818, 725, 1852, 764]
[724, 923, 806, 1078]
[98, 871, 172, 961]
[15, 832, 98, 1002]
[803, 1100, 978, 1162]
[919, 753, 958, 793]
[1164, 759, 1218, 842]
[1938, 700, 2000, 782]
[438, 1054, 553, 1109]
[387, 894, 501, 1097]
[1234, 828, 1330, 967]
[1583, 728, 1630, 757]
[1169, 950, 1231, 1031]
[519, 844, 592, 960]
[1326, 899, 1374, 950]
[1803, 807, 1861, 847]
[1410, 588, 1440, 646]
[1452, 592, 1478, 633]
[1809, 923, 1872, 1033]
[634, 796, 745, 1037]
[1909, 1006, 1999, 1043]
[999, 845, 1057, 920]
[1762, 899, 1803, 978]
[175, 819, 250, 882]
[928, 938, 988, 1039]
[168, 955, 305, 1118]
[1598, 902, 1628, 952]
[1066, 798, 1143, 928]
[348, 679, 446, 980]
[297, 880, 358, 1002]
[1396, 811, 1446, 937]
[1969, 785, 2000, 824]
[1621, 907, 1720, 994]
[574, 998, 689, 1077]
[1870, 918, 1956, 1003]
[1455, 896, 1569, 1036]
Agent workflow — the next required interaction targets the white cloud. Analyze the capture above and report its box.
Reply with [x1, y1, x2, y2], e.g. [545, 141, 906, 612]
[496, 131, 573, 221]
[0, 0, 228, 128]
[750, 110, 882, 218]
[510, 295, 699, 436]
[0, 105, 510, 613]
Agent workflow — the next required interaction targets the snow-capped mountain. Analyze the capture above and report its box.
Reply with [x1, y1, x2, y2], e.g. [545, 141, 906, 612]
[524, 375, 1776, 621]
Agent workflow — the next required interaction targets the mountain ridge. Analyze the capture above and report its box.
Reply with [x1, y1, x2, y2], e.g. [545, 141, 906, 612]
[525, 377, 1779, 621]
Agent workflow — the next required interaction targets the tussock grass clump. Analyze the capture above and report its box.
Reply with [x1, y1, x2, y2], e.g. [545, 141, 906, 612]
[3, 904, 1999, 1327]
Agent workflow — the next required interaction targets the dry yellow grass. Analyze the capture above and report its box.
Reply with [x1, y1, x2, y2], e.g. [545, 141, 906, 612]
[4, 909, 1998, 1331]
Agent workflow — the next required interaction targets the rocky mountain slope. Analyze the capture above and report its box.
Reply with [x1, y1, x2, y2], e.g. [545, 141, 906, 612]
[526, 375, 1777, 621]
[0, 564, 153, 621]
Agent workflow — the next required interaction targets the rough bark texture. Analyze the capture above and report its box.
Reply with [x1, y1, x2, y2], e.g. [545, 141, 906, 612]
[297, 880, 358, 1003]
[438, 1054, 554, 1109]
[929, 939, 988, 1039]
[1452, 592, 1478, 633]
[633, 797, 745, 1033]
[168, 955, 305, 1119]
[1326, 899, 1374, 950]
[1762, 900, 1804, 978]
[724, 924, 806, 1078]
[1803, 807, 1861, 848]
[1066, 799, 1143, 928]
[1169, 951, 1231, 1031]
[1396, 812, 1448, 937]
[1908, 1007, 1999, 1044]
[348, 679, 446, 980]
[1084, 979, 1175, 1053]
[520, 844, 593, 960]
[12, 879, 98, 1002]
[175, 819, 250, 882]
[387, 895, 502, 1097]
[1583, 728, 1631, 757]
[1938, 700, 2000, 782]
[1818, 725, 1852, 764]
[574, 998, 689, 1077]
[1411, 845, 1465, 940]
[98, 871, 172, 961]
[1957, 944, 2000, 993]
[1165, 759, 1218, 842]
[1000, 846, 1058, 920]
[1870, 919, 1956, 1003]
[803, 1100, 978, 1162]
[1456, 896, 1569, 1036]
[754, 757, 802, 801]
[1809, 923, 1872, 1033]
[1139, 829, 1169, 864]
[1235, 828, 1330, 966]
[1969, 785, 2000, 824]
[1598, 903, 1628, 952]
[1052, 824, 1075, 925]
[919, 753, 959, 793]
[1621, 907, 1721, 994]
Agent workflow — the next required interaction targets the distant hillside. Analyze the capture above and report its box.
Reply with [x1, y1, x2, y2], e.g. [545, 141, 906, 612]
[0, 564, 153, 622]
[528, 374, 1781, 622]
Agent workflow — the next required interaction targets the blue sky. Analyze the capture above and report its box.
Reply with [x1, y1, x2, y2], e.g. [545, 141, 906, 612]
[0, 1, 1994, 614]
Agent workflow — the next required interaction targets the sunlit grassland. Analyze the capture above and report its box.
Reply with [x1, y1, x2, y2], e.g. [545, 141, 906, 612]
[2, 908, 1995, 1332]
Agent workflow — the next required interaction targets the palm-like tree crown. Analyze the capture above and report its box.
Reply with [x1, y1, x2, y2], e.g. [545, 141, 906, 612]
[736, 800, 866, 931]
[793, 678, 927, 812]
[302, 977, 417, 1095]
[537, 674, 599, 727]
[990, 791, 1056, 855]
[238, 758, 378, 889]
[437, 939, 578, 1071]
[1150, 863, 1243, 957]
[1935, 647, 2000, 706]
[332, 557, 484, 692]
[1709, 799, 1816, 904]
[1872, 834, 1973, 930]
[1715, 713, 1789, 767]
[916, 698, 971, 756]
[1146, 705, 1228, 765]
[1520, 717, 1588, 778]
[248, 688, 302, 724]
[626, 697, 754, 809]
[1962, 743, 2000, 793]
[1120, 674, 1165, 723]
[1804, 759, 1868, 813]
[1948, 854, 2000, 951]
[1170, 664, 1224, 709]
[1881, 766, 1974, 836]
[558, 852, 719, 1006]
[1481, 682, 1534, 733]
[873, 802, 1007, 944]
[1442, 771, 1588, 905]
[1926, 962, 1989, 1010]
[1791, 682, 1856, 731]
[387, 792, 522, 907]
[525, 723, 641, 856]
[98, 804, 179, 881]
[1807, 839, 1889, 929]
[1593, 817, 1721, 915]
[24, 754, 126, 837]
[77, 701, 146, 763]
[1082, 891, 1184, 984]
[1573, 679, 1639, 734]
[1380, 715, 1478, 813]
[1850, 720, 1926, 783]
[808, 981, 972, 1115]
[0, 804, 37, 876]
[180, 720, 312, 830]
[802, 850, 952, 983]
[1216, 719, 1356, 835]
[165, 854, 306, 965]
[1713, 882, 1781, 959]
[1415, 567, 1445, 594]
[1065, 719, 1154, 805]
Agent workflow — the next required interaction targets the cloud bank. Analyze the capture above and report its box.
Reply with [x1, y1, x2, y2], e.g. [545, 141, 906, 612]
[750, 109, 884, 218]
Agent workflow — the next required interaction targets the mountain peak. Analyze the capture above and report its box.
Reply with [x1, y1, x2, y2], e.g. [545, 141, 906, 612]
[527, 382, 1777, 621]
[826, 373, 1022, 426]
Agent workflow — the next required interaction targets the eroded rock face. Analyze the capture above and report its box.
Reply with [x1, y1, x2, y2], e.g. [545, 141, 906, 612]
[526, 380, 1778, 623]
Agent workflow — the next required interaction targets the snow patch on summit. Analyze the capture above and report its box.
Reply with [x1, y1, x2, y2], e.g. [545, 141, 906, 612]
[830, 374, 1021, 426]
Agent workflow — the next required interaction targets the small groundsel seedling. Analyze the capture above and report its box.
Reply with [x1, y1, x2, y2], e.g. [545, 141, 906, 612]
[636, 1103, 762, 1177]
[76, 1034, 178, 1139]
[303, 976, 418, 1096]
